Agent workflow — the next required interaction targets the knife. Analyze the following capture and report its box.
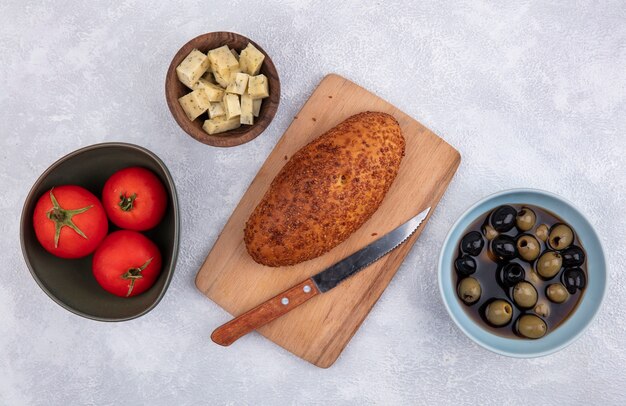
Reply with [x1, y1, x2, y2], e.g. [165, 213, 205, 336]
[211, 206, 431, 346]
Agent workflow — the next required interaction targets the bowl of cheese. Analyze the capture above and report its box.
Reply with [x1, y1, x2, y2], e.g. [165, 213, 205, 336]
[165, 32, 280, 147]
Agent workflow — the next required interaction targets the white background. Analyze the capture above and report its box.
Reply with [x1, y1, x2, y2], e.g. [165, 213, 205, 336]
[1, 1, 625, 404]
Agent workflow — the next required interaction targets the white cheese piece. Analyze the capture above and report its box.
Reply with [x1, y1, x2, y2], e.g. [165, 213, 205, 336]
[193, 78, 225, 101]
[208, 102, 225, 119]
[208, 45, 239, 74]
[178, 88, 210, 121]
[252, 99, 262, 117]
[226, 72, 249, 95]
[223, 94, 242, 119]
[213, 67, 241, 88]
[202, 116, 241, 135]
[212, 69, 230, 88]
[239, 43, 265, 76]
[176, 49, 210, 89]
[240, 94, 254, 125]
[247, 74, 269, 99]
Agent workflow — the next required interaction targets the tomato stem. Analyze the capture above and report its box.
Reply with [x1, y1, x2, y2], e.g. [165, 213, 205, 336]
[118, 193, 137, 212]
[45, 189, 93, 248]
[121, 257, 153, 297]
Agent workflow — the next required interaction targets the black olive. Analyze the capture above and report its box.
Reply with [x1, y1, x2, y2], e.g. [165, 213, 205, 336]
[562, 246, 585, 267]
[455, 255, 477, 276]
[490, 235, 517, 261]
[490, 205, 517, 232]
[562, 267, 586, 294]
[500, 263, 525, 287]
[460, 231, 484, 256]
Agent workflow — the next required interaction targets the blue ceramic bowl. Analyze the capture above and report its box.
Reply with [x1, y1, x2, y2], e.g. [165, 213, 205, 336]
[438, 189, 606, 357]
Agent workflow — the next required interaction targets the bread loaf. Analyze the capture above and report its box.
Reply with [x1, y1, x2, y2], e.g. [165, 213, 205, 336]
[244, 111, 405, 267]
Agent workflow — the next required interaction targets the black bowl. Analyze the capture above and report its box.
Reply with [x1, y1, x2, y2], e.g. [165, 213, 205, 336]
[20, 143, 180, 321]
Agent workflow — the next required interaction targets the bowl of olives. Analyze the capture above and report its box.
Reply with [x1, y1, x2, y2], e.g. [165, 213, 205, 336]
[438, 189, 606, 357]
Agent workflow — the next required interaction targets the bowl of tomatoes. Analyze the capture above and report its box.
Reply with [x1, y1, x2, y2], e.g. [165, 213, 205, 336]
[20, 142, 179, 321]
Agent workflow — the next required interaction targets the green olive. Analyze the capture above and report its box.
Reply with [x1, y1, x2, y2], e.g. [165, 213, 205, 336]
[513, 281, 538, 308]
[482, 224, 498, 241]
[536, 251, 562, 279]
[546, 283, 569, 303]
[485, 299, 513, 326]
[517, 314, 547, 339]
[549, 224, 574, 250]
[516, 207, 536, 231]
[536, 224, 549, 241]
[516, 235, 541, 261]
[534, 302, 550, 318]
[457, 277, 481, 304]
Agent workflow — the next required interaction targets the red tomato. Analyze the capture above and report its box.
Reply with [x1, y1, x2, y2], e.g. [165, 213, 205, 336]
[33, 185, 108, 258]
[92, 230, 162, 297]
[102, 167, 167, 231]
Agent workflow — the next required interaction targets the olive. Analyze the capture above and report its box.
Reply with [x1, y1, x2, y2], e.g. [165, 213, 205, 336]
[517, 314, 547, 339]
[534, 302, 550, 318]
[460, 231, 484, 256]
[455, 255, 477, 276]
[513, 281, 538, 308]
[546, 283, 569, 303]
[562, 246, 585, 267]
[490, 205, 517, 232]
[482, 224, 498, 241]
[562, 267, 586, 294]
[516, 207, 536, 231]
[516, 234, 541, 262]
[500, 263, 525, 287]
[535, 224, 549, 241]
[536, 251, 562, 279]
[457, 277, 481, 304]
[490, 235, 516, 261]
[485, 299, 513, 326]
[548, 223, 574, 250]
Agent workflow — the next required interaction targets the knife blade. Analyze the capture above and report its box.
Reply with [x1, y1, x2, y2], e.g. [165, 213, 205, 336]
[211, 207, 431, 346]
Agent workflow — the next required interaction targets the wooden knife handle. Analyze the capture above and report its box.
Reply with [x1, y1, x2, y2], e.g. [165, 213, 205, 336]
[211, 278, 320, 346]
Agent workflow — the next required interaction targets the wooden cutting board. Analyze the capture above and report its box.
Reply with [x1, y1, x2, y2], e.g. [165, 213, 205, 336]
[196, 74, 460, 368]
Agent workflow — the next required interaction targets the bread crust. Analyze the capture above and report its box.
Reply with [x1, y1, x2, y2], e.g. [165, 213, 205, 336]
[244, 111, 405, 267]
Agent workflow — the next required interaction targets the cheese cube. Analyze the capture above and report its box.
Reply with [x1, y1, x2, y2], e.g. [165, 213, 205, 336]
[226, 72, 249, 95]
[213, 67, 241, 88]
[239, 43, 265, 76]
[252, 99, 262, 117]
[193, 78, 225, 101]
[202, 116, 241, 135]
[208, 102, 225, 119]
[247, 74, 269, 99]
[223, 94, 241, 119]
[176, 49, 210, 89]
[208, 45, 239, 73]
[212, 69, 230, 88]
[240, 94, 254, 125]
[178, 88, 210, 121]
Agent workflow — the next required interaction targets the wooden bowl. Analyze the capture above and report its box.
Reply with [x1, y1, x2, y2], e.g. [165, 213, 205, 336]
[20, 143, 180, 321]
[165, 32, 280, 147]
